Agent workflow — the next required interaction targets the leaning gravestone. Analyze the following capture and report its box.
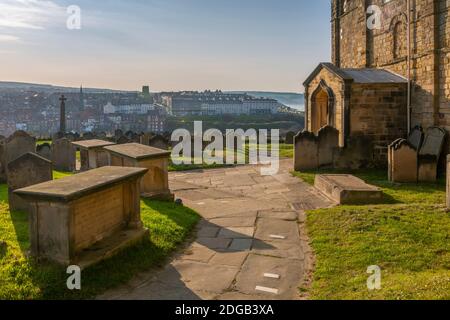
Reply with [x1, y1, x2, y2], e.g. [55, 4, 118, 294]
[52, 138, 76, 172]
[294, 131, 319, 171]
[36, 143, 52, 160]
[318, 126, 339, 167]
[7, 152, 53, 212]
[407, 126, 424, 151]
[418, 127, 447, 182]
[4, 131, 36, 170]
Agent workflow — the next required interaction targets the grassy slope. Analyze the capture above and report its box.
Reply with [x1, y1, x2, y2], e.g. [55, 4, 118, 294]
[0, 172, 200, 300]
[293, 169, 450, 300]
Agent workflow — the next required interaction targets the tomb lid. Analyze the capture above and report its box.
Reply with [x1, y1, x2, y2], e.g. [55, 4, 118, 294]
[317, 174, 380, 191]
[72, 139, 115, 149]
[14, 166, 148, 202]
[104, 143, 171, 160]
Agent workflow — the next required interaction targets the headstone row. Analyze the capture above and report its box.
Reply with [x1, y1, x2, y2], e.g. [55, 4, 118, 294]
[294, 126, 339, 171]
[388, 126, 446, 183]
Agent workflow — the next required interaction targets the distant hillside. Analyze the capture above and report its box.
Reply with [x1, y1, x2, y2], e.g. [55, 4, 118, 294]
[0, 81, 133, 94]
[229, 91, 304, 111]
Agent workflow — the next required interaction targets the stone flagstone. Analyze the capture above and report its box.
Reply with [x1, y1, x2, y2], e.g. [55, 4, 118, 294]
[98, 159, 333, 300]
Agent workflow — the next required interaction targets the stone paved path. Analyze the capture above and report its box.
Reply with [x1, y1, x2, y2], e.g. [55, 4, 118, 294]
[99, 159, 332, 300]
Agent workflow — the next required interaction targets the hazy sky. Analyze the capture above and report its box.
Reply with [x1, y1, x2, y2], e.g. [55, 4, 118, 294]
[0, 0, 330, 92]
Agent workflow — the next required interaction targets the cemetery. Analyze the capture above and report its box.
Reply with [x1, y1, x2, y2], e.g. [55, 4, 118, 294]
[0, 124, 448, 300]
[0, 130, 200, 299]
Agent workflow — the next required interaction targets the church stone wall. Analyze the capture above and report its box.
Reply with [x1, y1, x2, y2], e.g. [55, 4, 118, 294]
[331, 0, 448, 150]
[350, 82, 408, 161]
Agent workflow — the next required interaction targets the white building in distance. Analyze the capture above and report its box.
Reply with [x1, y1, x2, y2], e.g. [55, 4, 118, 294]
[103, 102, 155, 114]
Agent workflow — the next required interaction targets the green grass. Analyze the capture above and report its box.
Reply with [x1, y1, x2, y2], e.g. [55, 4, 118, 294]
[292, 169, 450, 300]
[0, 176, 200, 299]
[53, 171, 73, 180]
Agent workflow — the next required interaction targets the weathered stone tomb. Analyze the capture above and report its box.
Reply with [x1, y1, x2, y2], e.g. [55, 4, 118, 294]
[104, 143, 173, 200]
[72, 139, 115, 171]
[14, 166, 148, 267]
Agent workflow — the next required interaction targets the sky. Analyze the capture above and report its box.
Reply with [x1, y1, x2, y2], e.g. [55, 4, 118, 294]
[0, 0, 331, 92]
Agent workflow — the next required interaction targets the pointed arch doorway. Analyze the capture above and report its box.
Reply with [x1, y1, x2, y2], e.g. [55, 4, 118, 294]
[311, 80, 335, 134]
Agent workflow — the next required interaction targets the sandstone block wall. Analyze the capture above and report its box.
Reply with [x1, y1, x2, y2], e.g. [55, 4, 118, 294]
[331, 0, 450, 151]
[73, 184, 125, 252]
[350, 83, 408, 161]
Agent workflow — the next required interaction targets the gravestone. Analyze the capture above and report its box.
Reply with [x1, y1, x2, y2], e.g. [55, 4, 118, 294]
[149, 135, 169, 150]
[294, 131, 318, 171]
[333, 136, 373, 170]
[418, 127, 446, 182]
[129, 133, 140, 143]
[407, 126, 424, 151]
[388, 139, 418, 183]
[284, 131, 296, 145]
[4, 131, 36, 169]
[82, 132, 94, 140]
[0, 138, 5, 183]
[125, 131, 135, 139]
[52, 138, 76, 172]
[64, 132, 76, 142]
[116, 135, 130, 144]
[36, 143, 52, 160]
[318, 126, 339, 167]
[97, 132, 107, 139]
[52, 131, 64, 142]
[140, 133, 152, 146]
[114, 129, 123, 139]
[7, 152, 53, 212]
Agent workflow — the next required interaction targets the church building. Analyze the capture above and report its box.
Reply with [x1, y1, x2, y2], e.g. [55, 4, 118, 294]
[303, 0, 450, 164]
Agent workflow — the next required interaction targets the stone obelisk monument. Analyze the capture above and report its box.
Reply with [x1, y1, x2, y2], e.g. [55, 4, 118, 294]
[59, 94, 67, 133]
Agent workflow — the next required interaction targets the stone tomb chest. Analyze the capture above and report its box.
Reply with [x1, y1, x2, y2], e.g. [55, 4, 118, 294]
[104, 143, 173, 200]
[72, 139, 115, 171]
[314, 174, 383, 205]
[15, 166, 148, 267]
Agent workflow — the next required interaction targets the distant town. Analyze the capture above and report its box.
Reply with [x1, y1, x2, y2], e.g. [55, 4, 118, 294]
[0, 82, 304, 138]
